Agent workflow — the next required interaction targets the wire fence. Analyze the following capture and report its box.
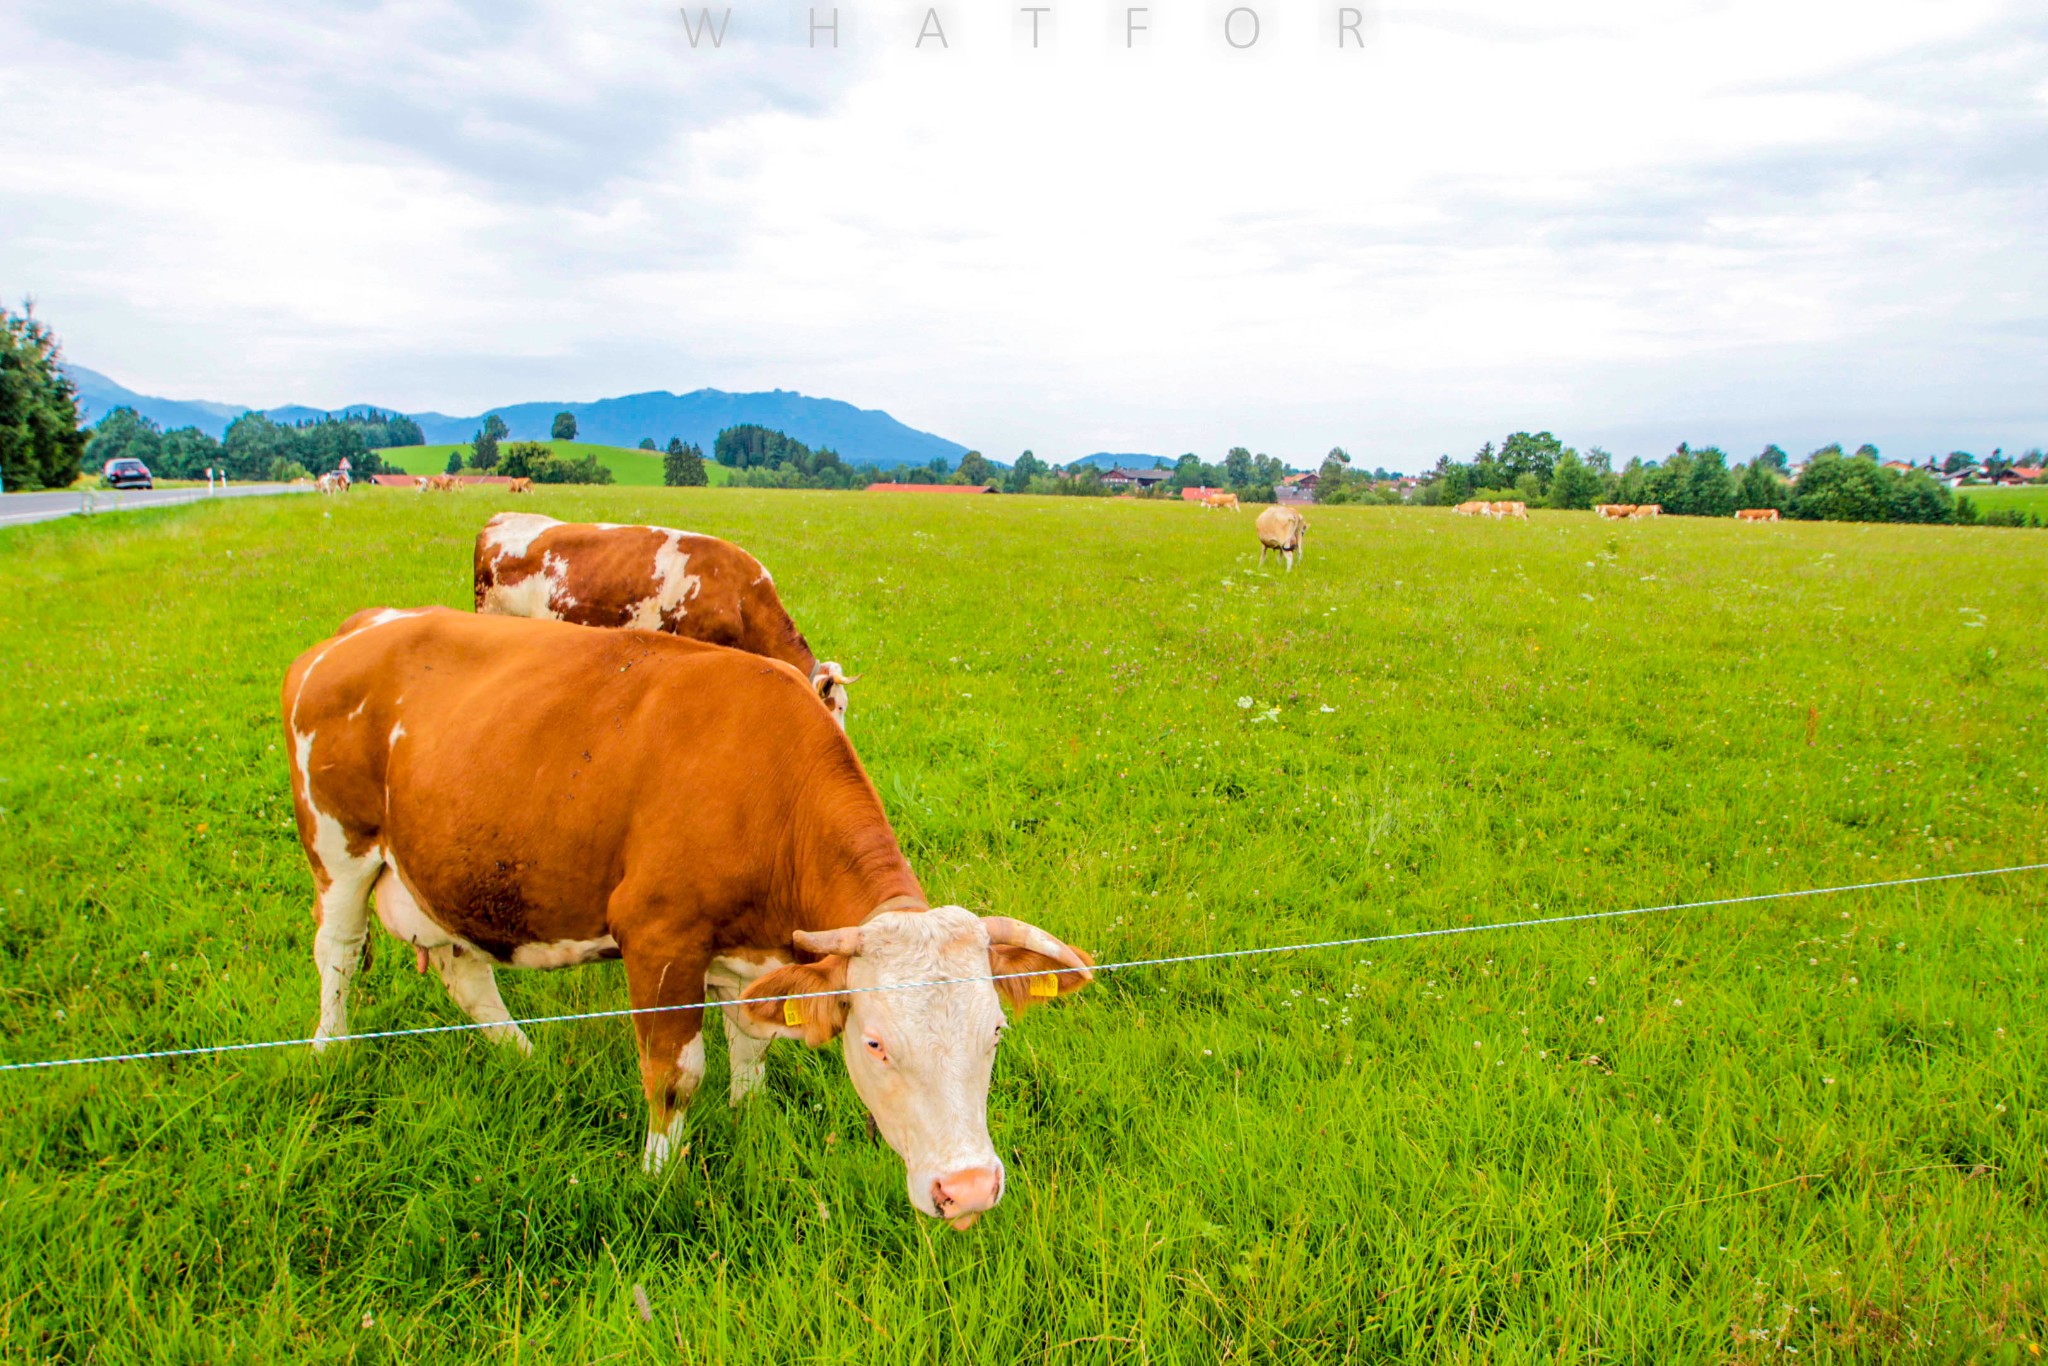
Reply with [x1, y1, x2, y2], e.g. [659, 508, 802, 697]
[2, 862, 2042, 1076]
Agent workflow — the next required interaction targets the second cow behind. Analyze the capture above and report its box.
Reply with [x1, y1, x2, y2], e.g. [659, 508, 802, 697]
[473, 512, 856, 724]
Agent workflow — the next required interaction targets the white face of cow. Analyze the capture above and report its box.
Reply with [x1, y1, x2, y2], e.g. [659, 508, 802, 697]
[811, 660, 855, 728]
[740, 904, 1092, 1228]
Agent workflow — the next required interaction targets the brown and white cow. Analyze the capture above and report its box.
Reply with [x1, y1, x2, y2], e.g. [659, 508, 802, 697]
[473, 513, 855, 725]
[1735, 507, 1780, 522]
[1202, 491, 1241, 512]
[1595, 504, 1635, 520]
[506, 477, 533, 494]
[1255, 505, 1307, 571]
[283, 608, 1090, 1227]
[1629, 503, 1662, 519]
[1489, 500, 1529, 520]
[1453, 501, 1488, 517]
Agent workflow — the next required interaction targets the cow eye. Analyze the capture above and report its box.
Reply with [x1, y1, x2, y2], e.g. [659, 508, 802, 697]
[864, 1036, 888, 1061]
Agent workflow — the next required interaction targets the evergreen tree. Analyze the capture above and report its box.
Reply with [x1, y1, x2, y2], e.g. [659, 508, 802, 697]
[664, 441, 707, 487]
[445, 448, 464, 476]
[473, 414, 508, 471]
[639, 437, 657, 450]
[0, 305, 88, 489]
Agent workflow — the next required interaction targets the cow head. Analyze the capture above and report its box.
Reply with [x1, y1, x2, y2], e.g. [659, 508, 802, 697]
[810, 661, 858, 727]
[738, 905, 1092, 1228]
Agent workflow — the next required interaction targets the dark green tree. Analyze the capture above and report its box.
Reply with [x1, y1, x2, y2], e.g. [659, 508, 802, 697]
[551, 411, 578, 441]
[1224, 447, 1254, 487]
[1736, 459, 1788, 511]
[473, 414, 508, 471]
[1683, 446, 1736, 518]
[445, 448, 464, 476]
[0, 305, 88, 489]
[1006, 450, 1045, 492]
[639, 437, 657, 450]
[1498, 431, 1566, 489]
[956, 450, 992, 486]
[1546, 448, 1604, 509]
[1754, 444, 1789, 474]
[664, 441, 707, 487]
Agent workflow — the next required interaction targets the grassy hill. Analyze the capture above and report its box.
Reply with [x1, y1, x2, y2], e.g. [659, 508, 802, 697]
[375, 441, 730, 487]
[1957, 483, 2048, 515]
[1, 494, 2042, 1359]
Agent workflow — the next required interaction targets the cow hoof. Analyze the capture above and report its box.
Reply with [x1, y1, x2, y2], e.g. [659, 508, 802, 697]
[487, 1025, 533, 1056]
[311, 1032, 339, 1054]
[642, 1131, 671, 1174]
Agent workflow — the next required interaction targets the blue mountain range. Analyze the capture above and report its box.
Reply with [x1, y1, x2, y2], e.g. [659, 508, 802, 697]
[65, 366, 972, 470]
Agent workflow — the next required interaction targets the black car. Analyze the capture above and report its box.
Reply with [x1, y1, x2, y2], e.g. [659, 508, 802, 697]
[102, 457, 154, 490]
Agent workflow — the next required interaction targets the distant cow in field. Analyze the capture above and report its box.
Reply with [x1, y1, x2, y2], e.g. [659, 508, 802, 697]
[1490, 501, 1529, 520]
[1255, 505, 1307, 571]
[1595, 504, 1635, 519]
[1735, 508, 1780, 522]
[474, 512, 856, 725]
[1203, 492, 1241, 512]
[282, 607, 1091, 1227]
[1454, 501, 1488, 516]
[507, 478, 532, 494]
[1629, 504, 1661, 519]
[316, 471, 349, 495]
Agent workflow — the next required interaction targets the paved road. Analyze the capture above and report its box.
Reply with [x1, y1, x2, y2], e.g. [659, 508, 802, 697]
[0, 482, 311, 530]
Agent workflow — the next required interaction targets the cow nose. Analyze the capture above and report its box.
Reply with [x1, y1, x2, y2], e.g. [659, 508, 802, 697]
[931, 1166, 1003, 1219]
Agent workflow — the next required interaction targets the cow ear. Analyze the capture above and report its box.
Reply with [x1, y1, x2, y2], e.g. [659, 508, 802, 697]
[990, 944, 1096, 1013]
[739, 958, 850, 1046]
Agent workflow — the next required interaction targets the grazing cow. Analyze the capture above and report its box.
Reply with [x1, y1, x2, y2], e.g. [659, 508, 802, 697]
[474, 512, 856, 725]
[1202, 492, 1241, 512]
[1629, 503, 1662, 519]
[1595, 504, 1635, 520]
[1490, 501, 1529, 520]
[316, 471, 349, 495]
[429, 475, 460, 492]
[1255, 505, 1307, 571]
[282, 608, 1091, 1227]
[1735, 508, 1780, 522]
[507, 478, 533, 494]
[1454, 501, 1488, 516]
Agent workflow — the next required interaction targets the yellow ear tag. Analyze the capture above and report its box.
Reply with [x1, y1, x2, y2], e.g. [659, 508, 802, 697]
[784, 999, 804, 1028]
[1029, 973, 1060, 998]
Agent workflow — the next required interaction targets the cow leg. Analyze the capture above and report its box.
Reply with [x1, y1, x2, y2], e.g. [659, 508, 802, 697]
[310, 854, 381, 1051]
[1259, 545, 1269, 568]
[623, 951, 710, 1173]
[720, 1001, 774, 1105]
[426, 944, 531, 1054]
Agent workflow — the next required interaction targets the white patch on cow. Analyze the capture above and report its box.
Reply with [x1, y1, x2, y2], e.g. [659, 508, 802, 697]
[372, 863, 452, 954]
[480, 512, 561, 560]
[641, 1034, 706, 1173]
[622, 531, 703, 630]
[481, 550, 576, 620]
[753, 565, 773, 586]
[510, 934, 619, 969]
[427, 942, 530, 1053]
[357, 608, 423, 631]
[388, 721, 405, 748]
[293, 723, 382, 1050]
[347, 699, 367, 719]
[709, 951, 790, 1102]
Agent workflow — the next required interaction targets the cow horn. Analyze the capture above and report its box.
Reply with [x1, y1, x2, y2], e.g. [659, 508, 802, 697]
[792, 926, 865, 957]
[982, 916, 1092, 980]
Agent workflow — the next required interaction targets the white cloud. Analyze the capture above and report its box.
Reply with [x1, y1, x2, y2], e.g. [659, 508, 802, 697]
[2, 0, 2043, 466]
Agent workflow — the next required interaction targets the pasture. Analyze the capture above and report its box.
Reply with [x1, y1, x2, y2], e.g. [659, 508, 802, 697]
[374, 441, 733, 486]
[1960, 485, 2048, 517]
[0, 491, 2043, 1364]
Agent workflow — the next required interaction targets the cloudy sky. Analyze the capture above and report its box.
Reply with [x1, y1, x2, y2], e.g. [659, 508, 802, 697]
[3, 0, 2043, 468]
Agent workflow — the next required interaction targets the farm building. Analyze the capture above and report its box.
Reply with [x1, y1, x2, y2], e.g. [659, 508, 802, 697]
[1100, 467, 1172, 491]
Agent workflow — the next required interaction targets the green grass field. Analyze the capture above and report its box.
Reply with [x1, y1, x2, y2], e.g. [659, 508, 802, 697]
[1, 493, 2043, 1363]
[374, 441, 732, 486]
[1959, 485, 2048, 516]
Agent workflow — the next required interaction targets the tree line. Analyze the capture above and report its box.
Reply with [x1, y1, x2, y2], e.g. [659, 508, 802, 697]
[86, 407, 419, 483]
[1405, 432, 2043, 526]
